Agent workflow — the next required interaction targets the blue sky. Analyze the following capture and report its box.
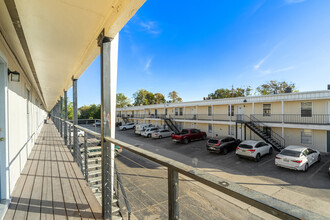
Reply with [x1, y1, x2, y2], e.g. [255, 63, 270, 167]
[69, 0, 330, 107]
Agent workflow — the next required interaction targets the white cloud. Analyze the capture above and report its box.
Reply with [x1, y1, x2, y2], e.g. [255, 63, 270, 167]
[285, 0, 306, 4]
[254, 53, 271, 70]
[259, 66, 295, 75]
[144, 57, 153, 73]
[139, 20, 161, 35]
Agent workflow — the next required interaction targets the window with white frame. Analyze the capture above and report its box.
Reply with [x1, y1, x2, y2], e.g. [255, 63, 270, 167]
[208, 106, 212, 116]
[301, 129, 312, 145]
[263, 104, 271, 117]
[228, 105, 234, 116]
[208, 124, 212, 133]
[179, 108, 183, 116]
[175, 108, 178, 116]
[228, 125, 234, 136]
[301, 102, 312, 117]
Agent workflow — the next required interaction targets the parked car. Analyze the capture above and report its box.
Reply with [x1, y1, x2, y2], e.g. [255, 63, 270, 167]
[152, 129, 174, 139]
[171, 128, 207, 144]
[328, 166, 330, 176]
[119, 123, 135, 131]
[135, 124, 152, 135]
[142, 127, 159, 138]
[206, 136, 241, 154]
[236, 140, 273, 162]
[275, 145, 321, 172]
[70, 127, 84, 137]
[93, 120, 101, 127]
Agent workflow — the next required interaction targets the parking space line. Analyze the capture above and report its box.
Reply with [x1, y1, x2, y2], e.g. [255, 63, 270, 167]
[307, 158, 330, 180]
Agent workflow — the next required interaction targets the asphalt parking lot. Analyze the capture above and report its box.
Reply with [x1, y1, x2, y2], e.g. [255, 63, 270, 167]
[82, 124, 330, 205]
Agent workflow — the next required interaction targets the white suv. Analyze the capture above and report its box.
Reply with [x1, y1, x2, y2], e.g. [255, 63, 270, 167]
[119, 123, 135, 131]
[236, 140, 273, 162]
[142, 127, 159, 138]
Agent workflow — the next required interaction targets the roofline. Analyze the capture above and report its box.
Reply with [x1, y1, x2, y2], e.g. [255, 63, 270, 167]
[117, 90, 330, 111]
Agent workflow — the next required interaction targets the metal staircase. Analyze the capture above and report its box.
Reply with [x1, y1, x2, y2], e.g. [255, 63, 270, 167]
[245, 115, 285, 151]
[163, 116, 181, 134]
[122, 116, 129, 123]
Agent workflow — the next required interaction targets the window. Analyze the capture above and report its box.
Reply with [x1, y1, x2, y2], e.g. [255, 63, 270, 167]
[179, 108, 183, 116]
[208, 124, 212, 133]
[228, 125, 234, 136]
[263, 127, 271, 137]
[301, 102, 312, 117]
[165, 109, 167, 115]
[175, 108, 178, 116]
[228, 105, 234, 116]
[263, 104, 271, 117]
[155, 109, 158, 116]
[301, 129, 312, 145]
[208, 106, 212, 116]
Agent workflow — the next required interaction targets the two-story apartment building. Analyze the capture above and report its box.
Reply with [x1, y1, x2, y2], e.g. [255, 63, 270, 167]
[117, 90, 330, 153]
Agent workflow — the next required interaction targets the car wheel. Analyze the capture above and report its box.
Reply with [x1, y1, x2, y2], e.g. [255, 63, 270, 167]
[255, 153, 261, 162]
[147, 134, 151, 138]
[202, 134, 206, 140]
[223, 148, 228, 155]
[183, 138, 189, 144]
[159, 135, 162, 139]
[269, 147, 273, 155]
[317, 155, 321, 163]
[303, 163, 309, 172]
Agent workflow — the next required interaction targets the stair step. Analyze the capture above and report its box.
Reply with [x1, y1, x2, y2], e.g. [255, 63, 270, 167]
[88, 170, 101, 176]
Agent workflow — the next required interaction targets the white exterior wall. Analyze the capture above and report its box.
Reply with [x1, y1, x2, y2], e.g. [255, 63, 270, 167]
[0, 48, 46, 200]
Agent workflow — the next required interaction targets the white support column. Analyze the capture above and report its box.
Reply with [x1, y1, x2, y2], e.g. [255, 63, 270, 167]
[282, 101, 284, 138]
[252, 102, 255, 115]
[212, 105, 214, 121]
[100, 33, 118, 218]
[230, 104, 232, 121]
[196, 105, 198, 120]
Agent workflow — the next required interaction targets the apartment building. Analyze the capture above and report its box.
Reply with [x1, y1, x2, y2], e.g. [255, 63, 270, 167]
[117, 90, 330, 153]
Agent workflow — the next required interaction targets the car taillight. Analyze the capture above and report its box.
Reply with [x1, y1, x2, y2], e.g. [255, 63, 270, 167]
[292, 160, 302, 163]
[214, 143, 220, 146]
[275, 156, 281, 159]
[248, 149, 255, 152]
[236, 147, 240, 150]
[154, 134, 158, 135]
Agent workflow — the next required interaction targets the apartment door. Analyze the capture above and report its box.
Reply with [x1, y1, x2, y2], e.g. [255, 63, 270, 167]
[190, 108, 195, 119]
[0, 56, 8, 199]
[26, 88, 30, 138]
[237, 105, 244, 121]
[327, 131, 330, 153]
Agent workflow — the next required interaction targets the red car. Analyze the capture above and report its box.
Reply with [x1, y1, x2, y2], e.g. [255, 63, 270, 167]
[171, 128, 207, 144]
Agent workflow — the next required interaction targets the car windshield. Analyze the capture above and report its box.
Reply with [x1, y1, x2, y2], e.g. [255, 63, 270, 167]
[208, 139, 219, 144]
[239, 144, 253, 149]
[181, 129, 189, 134]
[280, 150, 301, 157]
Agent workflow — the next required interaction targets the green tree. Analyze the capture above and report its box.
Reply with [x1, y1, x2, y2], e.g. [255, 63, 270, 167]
[60, 98, 74, 120]
[78, 104, 100, 119]
[133, 89, 155, 106]
[208, 86, 252, 99]
[154, 93, 166, 104]
[256, 80, 298, 95]
[116, 93, 131, 108]
[168, 91, 182, 103]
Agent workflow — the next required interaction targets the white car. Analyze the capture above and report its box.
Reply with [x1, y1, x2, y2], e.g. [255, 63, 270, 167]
[275, 145, 321, 172]
[119, 123, 135, 131]
[142, 127, 159, 138]
[93, 121, 101, 127]
[135, 124, 152, 135]
[236, 140, 273, 162]
[152, 129, 174, 139]
[70, 128, 84, 137]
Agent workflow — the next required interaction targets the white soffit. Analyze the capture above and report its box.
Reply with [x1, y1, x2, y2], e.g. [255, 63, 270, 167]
[7, 0, 145, 110]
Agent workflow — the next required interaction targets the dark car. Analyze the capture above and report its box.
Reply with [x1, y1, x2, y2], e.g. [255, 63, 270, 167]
[206, 136, 241, 155]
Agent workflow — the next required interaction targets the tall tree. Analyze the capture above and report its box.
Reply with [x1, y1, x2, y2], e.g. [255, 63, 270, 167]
[116, 93, 131, 108]
[154, 93, 166, 104]
[168, 91, 182, 103]
[256, 80, 298, 95]
[208, 86, 252, 99]
[133, 89, 155, 106]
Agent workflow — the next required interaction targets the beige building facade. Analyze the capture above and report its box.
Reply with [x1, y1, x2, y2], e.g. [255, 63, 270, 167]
[117, 90, 330, 153]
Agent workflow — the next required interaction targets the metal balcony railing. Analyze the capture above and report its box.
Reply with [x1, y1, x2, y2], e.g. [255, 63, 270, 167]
[251, 114, 330, 125]
[51, 115, 326, 220]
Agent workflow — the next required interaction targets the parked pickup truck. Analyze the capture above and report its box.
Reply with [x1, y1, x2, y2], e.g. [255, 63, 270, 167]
[171, 128, 207, 144]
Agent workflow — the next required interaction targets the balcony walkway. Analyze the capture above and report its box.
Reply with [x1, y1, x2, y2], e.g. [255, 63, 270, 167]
[3, 121, 102, 220]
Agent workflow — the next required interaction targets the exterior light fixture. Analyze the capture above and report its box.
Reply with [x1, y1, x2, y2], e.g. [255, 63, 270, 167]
[243, 99, 247, 102]
[8, 69, 20, 82]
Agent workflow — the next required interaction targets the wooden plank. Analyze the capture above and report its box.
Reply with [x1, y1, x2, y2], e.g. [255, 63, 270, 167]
[63, 150, 102, 219]
[41, 141, 54, 220]
[13, 148, 41, 219]
[59, 144, 95, 219]
[55, 148, 81, 219]
[3, 149, 37, 220]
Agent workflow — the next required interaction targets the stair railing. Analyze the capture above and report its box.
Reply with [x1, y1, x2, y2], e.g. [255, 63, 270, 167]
[249, 115, 285, 147]
[115, 163, 131, 220]
[168, 115, 181, 134]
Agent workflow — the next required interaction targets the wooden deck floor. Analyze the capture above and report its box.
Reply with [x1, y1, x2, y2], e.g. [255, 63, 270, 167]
[4, 121, 102, 220]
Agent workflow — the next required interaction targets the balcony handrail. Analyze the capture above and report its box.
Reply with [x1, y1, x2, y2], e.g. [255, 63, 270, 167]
[114, 163, 131, 220]
[52, 116, 325, 219]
